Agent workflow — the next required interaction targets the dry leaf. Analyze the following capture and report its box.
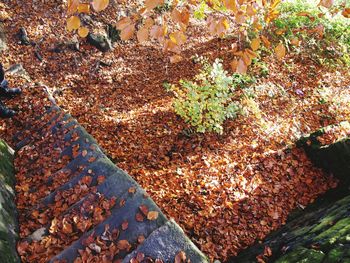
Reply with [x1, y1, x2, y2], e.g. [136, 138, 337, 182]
[251, 38, 261, 51]
[275, 43, 286, 60]
[67, 16, 80, 32]
[147, 211, 159, 220]
[92, 0, 109, 12]
[170, 55, 183, 63]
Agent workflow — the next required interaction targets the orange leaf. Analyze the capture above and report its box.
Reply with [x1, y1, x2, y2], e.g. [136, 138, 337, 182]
[169, 31, 187, 45]
[120, 23, 135, 41]
[145, 0, 164, 10]
[117, 240, 131, 250]
[224, 0, 237, 13]
[170, 55, 183, 64]
[137, 27, 149, 43]
[67, 0, 79, 15]
[147, 211, 159, 220]
[78, 3, 90, 14]
[275, 43, 286, 60]
[92, 0, 109, 12]
[230, 59, 238, 71]
[236, 59, 247, 74]
[175, 251, 186, 263]
[67, 16, 81, 32]
[318, 0, 334, 8]
[251, 37, 261, 51]
[261, 35, 271, 48]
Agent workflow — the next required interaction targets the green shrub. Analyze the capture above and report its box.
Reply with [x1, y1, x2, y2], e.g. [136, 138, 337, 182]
[166, 59, 240, 134]
[274, 0, 350, 66]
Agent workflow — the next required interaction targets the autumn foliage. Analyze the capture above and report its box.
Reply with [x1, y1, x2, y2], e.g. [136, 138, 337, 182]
[67, 0, 349, 73]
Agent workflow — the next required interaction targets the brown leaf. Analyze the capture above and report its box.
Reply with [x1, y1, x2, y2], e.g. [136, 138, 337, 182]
[92, 0, 109, 12]
[147, 211, 159, 220]
[117, 239, 131, 250]
[139, 204, 149, 216]
[275, 43, 286, 60]
[175, 251, 186, 263]
[135, 212, 144, 222]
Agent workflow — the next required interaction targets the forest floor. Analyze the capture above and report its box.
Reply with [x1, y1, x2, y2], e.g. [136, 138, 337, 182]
[0, 1, 350, 261]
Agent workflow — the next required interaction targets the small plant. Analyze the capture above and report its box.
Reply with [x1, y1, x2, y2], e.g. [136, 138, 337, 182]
[167, 59, 240, 134]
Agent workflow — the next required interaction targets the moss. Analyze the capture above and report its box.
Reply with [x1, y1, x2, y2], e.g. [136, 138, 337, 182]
[0, 140, 19, 263]
[324, 247, 344, 262]
[312, 218, 350, 253]
[275, 247, 325, 263]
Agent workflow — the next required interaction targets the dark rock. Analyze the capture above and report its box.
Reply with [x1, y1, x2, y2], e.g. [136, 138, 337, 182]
[5, 64, 30, 81]
[297, 121, 350, 187]
[0, 22, 7, 51]
[87, 33, 113, 52]
[28, 227, 47, 242]
[106, 24, 120, 43]
[18, 27, 31, 46]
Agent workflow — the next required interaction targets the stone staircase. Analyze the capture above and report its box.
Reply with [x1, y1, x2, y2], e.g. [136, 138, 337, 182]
[12, 103, 208, 263]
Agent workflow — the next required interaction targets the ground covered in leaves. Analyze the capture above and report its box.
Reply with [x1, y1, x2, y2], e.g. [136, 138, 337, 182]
[0, 1, 350, 261]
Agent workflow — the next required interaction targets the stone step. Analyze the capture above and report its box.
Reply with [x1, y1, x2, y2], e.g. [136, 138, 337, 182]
[123, 220, 209, 263]
[15, 112, 76, 151]
[11, 104, 208, 262]
[50, 190, 168, 262]
[20, 164, 143, 256]
[14, 105, 63, 149]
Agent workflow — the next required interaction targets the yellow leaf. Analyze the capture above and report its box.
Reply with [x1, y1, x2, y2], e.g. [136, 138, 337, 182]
[222, 18, 230, 30]
[164, 39, 181, 53]
[120, 23, 135, 41]
[78, 26, 89, 37]
[67, 0, 79, 15]
[251, 38, 261, 51]
[145, 0, 164, 10]
[137, 27, 149, 43]
[270, 0, 281, 9]
[66, 16, 81, 32]
[92, 0, 109, 12]
[169, 31, 187, 45]
[147, 211, 159, 220]
[275, 43, 286, 60]
[78, 3, 90, 14]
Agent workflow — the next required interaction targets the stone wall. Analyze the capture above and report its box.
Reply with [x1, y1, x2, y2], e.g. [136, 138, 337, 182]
[232, 122, 350, 263]
[0, 139, 20, 263]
